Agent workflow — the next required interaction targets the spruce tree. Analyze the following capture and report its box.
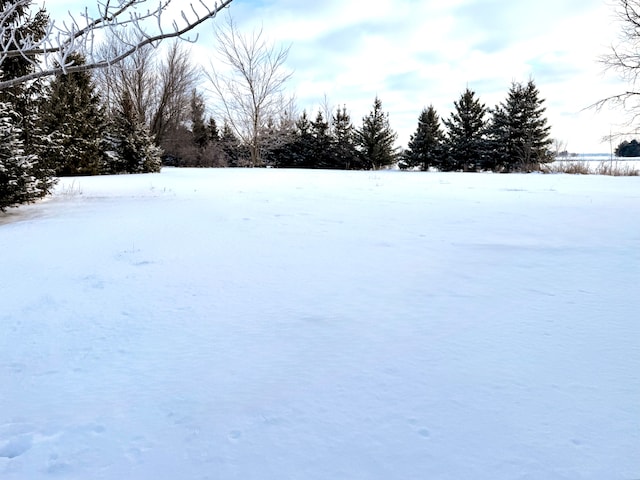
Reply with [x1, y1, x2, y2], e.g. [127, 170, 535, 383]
[332, 105, 359, 169]
[0, 0, 48, 110]
[284, 111, 314, 168]
[487, 80, 553, 171]
[403, 105, 444, 171]
[0, 102, 42, 210]
[219, 120, 242, 167]
[615, 139, 640, 157]
[111, 90, 162, 173]
[443, 88, 488, 171]
[39, 54, 108, 176]
[356, 96, 399, 170]
[207, 117, 220, 143]
[190, 90, 208, 149]
[0, 0, 54, 200]
[310, 110, 334, 168]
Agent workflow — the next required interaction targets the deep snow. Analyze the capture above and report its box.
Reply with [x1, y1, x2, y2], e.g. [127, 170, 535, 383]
[1, 168, 639, 479]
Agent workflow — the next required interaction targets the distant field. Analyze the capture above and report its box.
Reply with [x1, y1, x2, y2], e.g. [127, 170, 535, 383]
[550, 155, 640, 173]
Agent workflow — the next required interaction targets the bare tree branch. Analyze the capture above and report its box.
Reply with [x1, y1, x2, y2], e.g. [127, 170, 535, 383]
[205, 15, 292, 167]
[595, 0, 640, 122]
[0, 0, 234, 90]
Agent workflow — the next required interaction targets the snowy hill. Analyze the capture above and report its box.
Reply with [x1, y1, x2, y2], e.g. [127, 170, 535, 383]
[1, 168, 639, 479]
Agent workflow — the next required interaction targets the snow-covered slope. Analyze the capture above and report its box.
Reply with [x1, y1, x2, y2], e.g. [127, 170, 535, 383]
[1, 168, 639, 479]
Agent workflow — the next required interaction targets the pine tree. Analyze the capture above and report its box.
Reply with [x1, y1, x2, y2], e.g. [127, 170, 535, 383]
[356, 96, 399, 170]
[39, 54, 109, 176]
[190, 90, 208, 149]
[443, 88, 488, 171]
[0, 1, 48, 109]
[332, 105, 359, 170]
[207, 117, 220, 143]
[0, 1, 54, 200]
[487, 80, 553, 172]
[219, 120, 242, 167]
[615, 139, 640, 157]
[0, 102, 42, 211]
[111, 90, 162, 173]
[403, 105, 444, 171]
[280, 111, 313, 168]
[309, 110, 334, 168]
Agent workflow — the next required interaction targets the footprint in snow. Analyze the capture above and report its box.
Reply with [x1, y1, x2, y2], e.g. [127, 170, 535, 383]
[0, 434, 33, 459]
[227, 430, 242, 443]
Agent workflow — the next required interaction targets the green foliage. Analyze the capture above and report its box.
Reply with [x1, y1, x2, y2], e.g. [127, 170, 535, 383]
[443, 88, 488, 171]
[208, 117, 220, 143]
[0, 102, 48, 210]
[39, 54, 109, 176]
[356, 96, 399, 170]
[219, 120, 244, 167]
[614, 139, 640, 157]
[110, 91, 162, 173]
[190, 90, 208, 149]
[270, 106, 360, 170]
[332, 105, 360, 169]
[309, 110, 334, 168]
[0, 1, 54, 207]
[487, 80, 553, 171]
[402, 105, 444, 170]
[0, 0, 48, 104]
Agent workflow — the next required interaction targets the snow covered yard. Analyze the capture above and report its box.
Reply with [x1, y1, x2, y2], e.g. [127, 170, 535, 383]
[1, 168, 639, 480]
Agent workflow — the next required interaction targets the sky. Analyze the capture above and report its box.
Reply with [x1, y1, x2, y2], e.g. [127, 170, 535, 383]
[46, 0, 633, 153]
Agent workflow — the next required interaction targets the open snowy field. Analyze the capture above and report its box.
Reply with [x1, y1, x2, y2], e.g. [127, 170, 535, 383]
[1, 168, 639, 479]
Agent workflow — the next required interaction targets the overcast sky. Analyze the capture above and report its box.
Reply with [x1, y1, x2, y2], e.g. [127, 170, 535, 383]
[48, 0, 630, 153]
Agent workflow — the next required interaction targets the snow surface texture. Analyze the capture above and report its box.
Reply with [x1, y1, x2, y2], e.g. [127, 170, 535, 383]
[1, 168, 639, 479]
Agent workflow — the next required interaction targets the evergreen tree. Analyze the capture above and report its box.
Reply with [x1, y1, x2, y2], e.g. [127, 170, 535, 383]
[487, 80, 553, 171]
[403, 105, 444, 171]
[219, 120, 242, 167]
[111, 90, 162, 173]
[615, 139, 640, 157]
[39, 54, 108, 176]
[0, 0, 48, 110]
[332, 105, 359, 169]
[207, 117, 220, 143]
[0, 0, 54, 200]
[278, 111, 313, 168]
[309, 110, 334, 168]
[443, 88, 488, 171]
[0, 101, 43, 210]
[356, 96, 399, 170]
[190, 90, 208, 149]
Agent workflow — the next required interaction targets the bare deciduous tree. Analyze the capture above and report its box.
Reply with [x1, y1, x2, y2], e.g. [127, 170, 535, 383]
[94, 33, 199, 145]
[594, 0, 640, 123]
[206, 15, 292, 167]
[150, 41, 200, 144]
[93, 30, 157, 121]
[0, 0, 234, 90]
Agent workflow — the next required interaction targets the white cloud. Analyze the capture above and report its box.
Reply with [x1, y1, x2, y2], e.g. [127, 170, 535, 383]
[44, 0, 633, 152]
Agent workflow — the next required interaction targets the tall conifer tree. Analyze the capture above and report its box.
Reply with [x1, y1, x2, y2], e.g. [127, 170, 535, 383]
[40, 54, 109, 176]
[356, 96, 399, 170]
[332, 105, 359, 170]
[404, 105, 444, 171]
[0, 101, 41, 210]
[487, 80, 553, 171]
[310, 110, 334, 168]
[443, 88, 488, 171]
[111, 90, 162, 173]
[0, 0, 54, 202]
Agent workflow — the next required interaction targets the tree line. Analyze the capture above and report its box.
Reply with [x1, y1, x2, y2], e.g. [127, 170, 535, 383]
[1, 0, 554, 211]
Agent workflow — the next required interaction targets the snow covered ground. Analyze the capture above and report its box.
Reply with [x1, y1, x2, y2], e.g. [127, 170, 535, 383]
[1, 168, 639, 480]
